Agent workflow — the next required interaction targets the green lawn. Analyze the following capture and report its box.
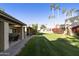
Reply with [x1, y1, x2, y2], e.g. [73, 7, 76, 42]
[17, 33, 79, 56]
[44, 33, 79, 47]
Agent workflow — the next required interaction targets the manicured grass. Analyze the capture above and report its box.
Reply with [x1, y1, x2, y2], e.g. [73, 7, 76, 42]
[17, 33, 79, 56]
[44, 33, 79, 47]
[17, 36, 59, 56]
[44, 33, 66, 40]
[44, 33, 74, 40]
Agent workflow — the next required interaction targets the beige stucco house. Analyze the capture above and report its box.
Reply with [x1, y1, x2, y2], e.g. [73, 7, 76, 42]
[0, 10, 26, 51]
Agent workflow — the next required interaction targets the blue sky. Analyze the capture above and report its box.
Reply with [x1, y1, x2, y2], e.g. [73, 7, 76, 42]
[0, 3, 79, 27]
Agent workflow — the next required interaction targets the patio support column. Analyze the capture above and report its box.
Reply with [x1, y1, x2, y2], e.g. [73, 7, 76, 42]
[4, 22, 9, 50]
[0, 21, 9, 51]
[24, 26, 27, 36]
[22, 26, 25, 40]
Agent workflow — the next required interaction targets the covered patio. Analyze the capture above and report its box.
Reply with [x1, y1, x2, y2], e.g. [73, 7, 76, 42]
[0, 10, 26, 51]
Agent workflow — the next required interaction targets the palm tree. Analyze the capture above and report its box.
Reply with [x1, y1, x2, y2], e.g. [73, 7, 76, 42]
[67, 8, 76, 18]
[62, 8, 76, 35]
[62, 8, 67, 14]
[50, 4, 56, 16]
[62, 8, 70, 35]
[50, 4, 60, 18]
[0, 8, 5, 11]
[48, 14, 55, 19]
[49, 4, 56, 19]
[49, 3, 60, 26]
[55, 4, 60, 17]
[62, 8, 76, 18]
[75, 9, 79, 16]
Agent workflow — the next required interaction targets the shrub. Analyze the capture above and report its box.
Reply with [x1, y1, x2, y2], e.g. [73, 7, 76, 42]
[27, 27, 37, 35]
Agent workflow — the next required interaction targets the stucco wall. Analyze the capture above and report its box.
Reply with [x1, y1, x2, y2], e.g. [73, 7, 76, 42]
[0, 21, 4, 51]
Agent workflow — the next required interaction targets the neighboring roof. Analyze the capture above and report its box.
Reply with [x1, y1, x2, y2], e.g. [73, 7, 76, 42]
[71, 22, 79, 28]
[65, 16, 79, 23]
[65, 16, 79, 28]
[0, 10, 26, 25]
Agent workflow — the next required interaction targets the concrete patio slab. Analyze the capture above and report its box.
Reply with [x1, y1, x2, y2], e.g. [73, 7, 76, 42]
[0, 36, 33, 56]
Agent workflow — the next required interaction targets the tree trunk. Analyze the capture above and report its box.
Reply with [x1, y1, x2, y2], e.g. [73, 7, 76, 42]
[63, 25, 74, 36]
[68, 26, 74, 36]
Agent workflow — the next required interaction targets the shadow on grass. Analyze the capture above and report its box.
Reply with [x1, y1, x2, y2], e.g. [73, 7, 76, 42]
[73, 35, 79, 39]
[51, 38, 79, 56]
[17, 36, 79, 56]
[66, 37, 75, 39]
[36, 33, 46, 35]
[66, 36, 79, 42]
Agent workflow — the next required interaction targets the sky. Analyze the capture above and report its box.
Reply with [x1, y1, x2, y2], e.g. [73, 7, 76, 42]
[0, 3, 79, 28]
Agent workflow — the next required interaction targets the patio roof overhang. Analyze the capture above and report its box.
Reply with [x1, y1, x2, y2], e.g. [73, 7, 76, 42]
[0, 10, 26, 26]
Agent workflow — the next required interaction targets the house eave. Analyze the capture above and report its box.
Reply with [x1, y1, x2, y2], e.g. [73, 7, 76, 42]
[0, 10, 26, 26]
